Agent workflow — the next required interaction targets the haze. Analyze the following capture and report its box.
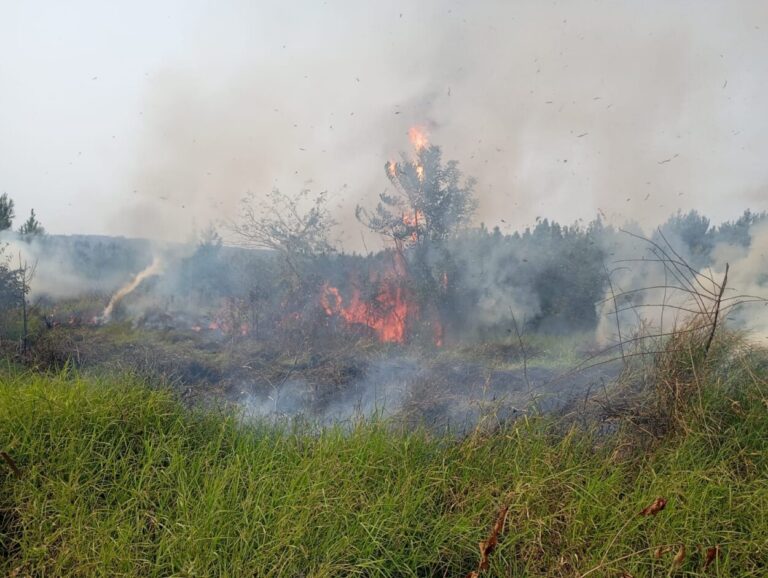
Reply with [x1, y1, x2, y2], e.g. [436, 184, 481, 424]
[2, 0, 767, 249]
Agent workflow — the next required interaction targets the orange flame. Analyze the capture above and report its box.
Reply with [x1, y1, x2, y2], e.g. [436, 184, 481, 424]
[402, 210, 424, 241]
[321, 281, 409, 343]
[387, 161, 397, 177]
[408, 126, 429, 152]
[402, 210, 424, 228]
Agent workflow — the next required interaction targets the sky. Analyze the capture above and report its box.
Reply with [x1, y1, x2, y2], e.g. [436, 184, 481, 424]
[1, 0, 767, 250]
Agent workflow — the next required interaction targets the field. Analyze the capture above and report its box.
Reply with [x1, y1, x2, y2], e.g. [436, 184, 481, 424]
[16, 323, 617, 430]
[0, 331, 766, 577]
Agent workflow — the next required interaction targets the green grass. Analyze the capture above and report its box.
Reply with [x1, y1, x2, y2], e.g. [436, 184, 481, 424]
[0, 352, 766, 577]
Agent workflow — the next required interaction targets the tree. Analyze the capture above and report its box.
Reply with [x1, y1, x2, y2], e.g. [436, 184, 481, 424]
[716, 209, 767, 248]
[0, 245, 20, 312]
[197, 224, 223, 253]
[0, 246, 33, 350]
[230, 188, 336, 278]
[229, 189, 338, 343]
[19, 209, 45, 239]
[0, 194, 14, 231]
[657, 210, 712, 268]
[356, 144, 477, 247]
[16, 257, 35, 354]
[355, 138, 477, 344]
[179, 225, 227, 303]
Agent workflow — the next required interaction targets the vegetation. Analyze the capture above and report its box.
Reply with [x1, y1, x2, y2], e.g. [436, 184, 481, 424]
[0, 247, 25, 342]
[18, 209, 44, 239]
[0, 329, 766, 577]
[230, 188, 337, 284]
[356, 141, 477, 245]
[0, 193, 46, 238]
[0, 194, 14, 232]
[3, 198, 766, 349]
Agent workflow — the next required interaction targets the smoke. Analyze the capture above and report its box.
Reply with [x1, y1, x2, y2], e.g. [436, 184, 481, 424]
[594, 219, 768, 348]
[238, 354, 616, 431]
[241, 357, 419, 426]
[101, 256, 164, 320]
[594, 224, 673, 346]
[74, 0, 768, 249]
[0, 232, 152, 300]
[711, 220, 768, 340]
[447, 235, 541, 334]
[3, 212, 766, 429]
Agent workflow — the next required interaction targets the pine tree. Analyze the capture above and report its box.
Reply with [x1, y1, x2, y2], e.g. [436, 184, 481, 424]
[0, 194, 14, 231]
[19, 209, 45, 238]
[356, 144, 476, 247]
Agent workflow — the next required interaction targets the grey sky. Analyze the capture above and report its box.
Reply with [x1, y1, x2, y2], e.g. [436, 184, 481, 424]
[2, 0, 767, 249]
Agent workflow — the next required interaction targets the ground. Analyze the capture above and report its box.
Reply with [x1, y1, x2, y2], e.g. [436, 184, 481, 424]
[24, 324, 619, 430]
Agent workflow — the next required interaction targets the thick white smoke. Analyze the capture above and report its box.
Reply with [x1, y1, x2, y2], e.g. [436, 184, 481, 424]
[710, 220, 768, 340]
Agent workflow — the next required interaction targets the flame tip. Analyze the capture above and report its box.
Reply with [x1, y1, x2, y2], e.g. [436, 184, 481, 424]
[408, 126, 429, 152]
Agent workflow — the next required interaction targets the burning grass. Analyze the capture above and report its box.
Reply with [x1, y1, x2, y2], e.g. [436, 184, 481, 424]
[0, 334, 766, 576]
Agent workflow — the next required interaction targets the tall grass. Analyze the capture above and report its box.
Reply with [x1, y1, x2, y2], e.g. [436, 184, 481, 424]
[0, 343, 766, 576]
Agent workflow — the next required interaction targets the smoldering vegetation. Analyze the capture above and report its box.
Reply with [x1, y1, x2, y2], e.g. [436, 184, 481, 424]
[1, 134, 766, 430]
[6, 210, 767, 337]
[2, 202, 766, 430]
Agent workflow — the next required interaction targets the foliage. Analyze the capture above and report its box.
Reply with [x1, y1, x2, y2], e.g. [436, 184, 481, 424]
[0, 194, 14, 231]
[15, 207, 768, 346]
[178, 225, 228, 302]
[0, 342, 766, 576]
[716, 209, 767, 248]
[231, 188, 336, 278]
[354, 145, 478, 342]
[656, 210, 713, 268]
[18, 209, 44, 239]
[0, 245, 21, 313]
[356, 145, 477, 246]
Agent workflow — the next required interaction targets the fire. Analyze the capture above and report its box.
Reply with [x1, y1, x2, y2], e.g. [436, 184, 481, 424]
[402, 210, 424, 228]
[415, 165, 424, 181]
[402, 210, 424, 242]
[320, 284, 343, 316]
[321, 280, 410, 343]
[408, 126, 429, 152]
[387, 161, 397, 177]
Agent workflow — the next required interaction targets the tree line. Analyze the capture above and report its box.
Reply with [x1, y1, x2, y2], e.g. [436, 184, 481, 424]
[2, 151, 765, 349]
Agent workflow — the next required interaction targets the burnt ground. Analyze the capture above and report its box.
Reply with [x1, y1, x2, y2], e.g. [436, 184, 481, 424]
[238, 355, 622, 431]
[24, 325, 622, 431]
